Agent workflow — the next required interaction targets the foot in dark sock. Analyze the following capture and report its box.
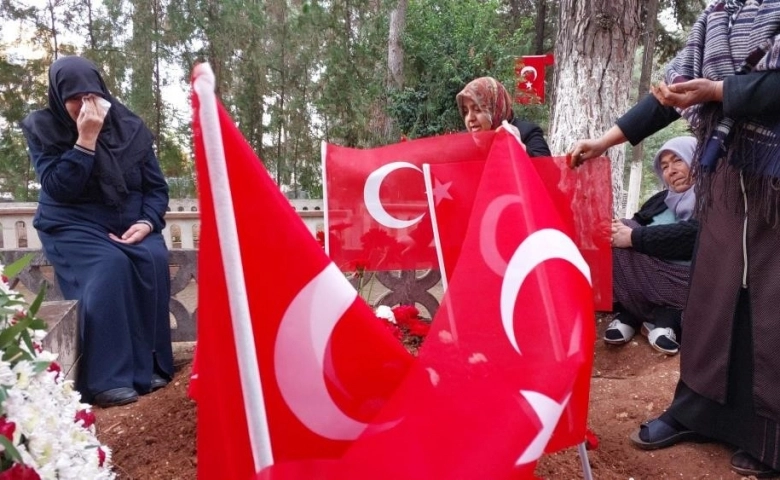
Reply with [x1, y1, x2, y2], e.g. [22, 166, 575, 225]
[629, 417, 708, 450]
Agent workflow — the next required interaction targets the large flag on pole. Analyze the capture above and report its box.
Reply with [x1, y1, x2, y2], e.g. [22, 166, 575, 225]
[192, 63, 413, 479]
[256, 130, 594, 479]
[338, 129, 594, 478]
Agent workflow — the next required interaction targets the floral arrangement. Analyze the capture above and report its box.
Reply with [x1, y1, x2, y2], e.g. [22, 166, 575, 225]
[375, 304, 431, 354]
[0, 258, 115, 480]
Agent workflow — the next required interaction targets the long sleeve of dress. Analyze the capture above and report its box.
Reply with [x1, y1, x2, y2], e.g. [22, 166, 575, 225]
[522, 124, 552, 157]
[139, 148, 169, 232]
[615, 94, 681, 145]
[723, 71, 780, 121]
[631, 219, 699, 261]
[28, 137, 96, 203]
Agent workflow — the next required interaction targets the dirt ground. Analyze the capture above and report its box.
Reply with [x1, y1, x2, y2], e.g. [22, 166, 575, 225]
[93, 315, 753, 480]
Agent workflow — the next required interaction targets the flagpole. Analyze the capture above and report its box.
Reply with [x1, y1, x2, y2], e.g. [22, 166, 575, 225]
[193, 63, 274, 471]
[577, 442, 594, 480]
[321, 141, 331, 256]
[422, 164, 448, 293]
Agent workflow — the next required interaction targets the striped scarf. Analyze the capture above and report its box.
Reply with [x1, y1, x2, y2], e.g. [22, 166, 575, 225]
[665, 0, 780, 220]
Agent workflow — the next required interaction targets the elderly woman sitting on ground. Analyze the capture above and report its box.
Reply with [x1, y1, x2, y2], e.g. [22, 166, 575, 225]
[604, 136, 698, 355]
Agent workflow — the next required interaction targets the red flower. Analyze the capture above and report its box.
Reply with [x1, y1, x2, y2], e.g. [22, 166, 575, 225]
[391, 305, 420, 328]
[74, 409, 96, 428]
[408, 318, 431, 337]
[0, 463, 41, 480]
[33, 342, 43, 354]
[1, 275, 7, 284]
[0, 416, 16, 442]
[47, 362, 61, 375]
[9, 311, 25, 326]
[97, 447, 106, 467]
[348, 258, 369, 275]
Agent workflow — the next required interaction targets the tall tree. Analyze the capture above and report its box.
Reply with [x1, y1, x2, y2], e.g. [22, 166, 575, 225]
[549, 0, 643, 212]
[624, 0, 660, 218]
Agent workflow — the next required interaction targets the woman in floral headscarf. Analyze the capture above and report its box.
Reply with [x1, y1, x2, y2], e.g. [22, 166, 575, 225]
[570, 0, 780, 475]
[456, 77, 551, 157]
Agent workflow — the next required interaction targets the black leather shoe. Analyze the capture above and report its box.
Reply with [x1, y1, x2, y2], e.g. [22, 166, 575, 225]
[151, 374, 169, 391]
[94, 387, 138, 408]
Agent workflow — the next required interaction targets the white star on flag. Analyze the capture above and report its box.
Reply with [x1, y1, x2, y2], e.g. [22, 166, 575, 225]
[515, 390, 572, 465]
[525, 81, 533, 90]
[432, 177, 453, 206]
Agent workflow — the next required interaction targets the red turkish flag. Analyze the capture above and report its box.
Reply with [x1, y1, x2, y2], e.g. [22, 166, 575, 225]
[323, 132, 495, 271]
[426, 156, 612, 310]
[345, 129, 594, 478]
[515, 54, 554, 105]
[191, 63, 413, 479]
[255, 130, 594, 480]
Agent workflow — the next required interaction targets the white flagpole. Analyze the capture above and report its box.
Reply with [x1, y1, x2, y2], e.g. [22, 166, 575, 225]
[577, 442, 594, 480]
[193, 63, 274, 471]
[422, 164, 448, 293]
[321, 141, 331, 255]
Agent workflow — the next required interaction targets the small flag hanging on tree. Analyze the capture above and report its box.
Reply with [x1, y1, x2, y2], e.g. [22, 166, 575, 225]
[515, 54, 554, 105]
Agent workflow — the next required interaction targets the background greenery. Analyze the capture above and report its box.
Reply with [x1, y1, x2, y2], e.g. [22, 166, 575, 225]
[1, 0, 703, 202]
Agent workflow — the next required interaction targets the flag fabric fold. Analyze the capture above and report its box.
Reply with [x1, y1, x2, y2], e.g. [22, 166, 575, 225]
[258, 130, 595, 479]
[191, 63, 413, 479]
[425, 155, 612, 310]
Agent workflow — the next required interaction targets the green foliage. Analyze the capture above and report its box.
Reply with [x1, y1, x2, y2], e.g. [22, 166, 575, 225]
[0, 0, 704, 201]
[387, 0, 542, 138]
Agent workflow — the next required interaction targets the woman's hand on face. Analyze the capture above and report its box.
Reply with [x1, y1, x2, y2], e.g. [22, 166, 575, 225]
[76, 96, 107, 147]
[109, 222, 151, 245]
[568, 138, 607, 167]
[651, 79, 723, 109]
[611, 219, 633, 248]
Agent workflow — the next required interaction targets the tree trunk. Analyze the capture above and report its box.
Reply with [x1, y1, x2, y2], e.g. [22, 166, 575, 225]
[625, 0, 660, 218]
[549, 0, 642, 213]
[387, 0, 406, 90]
[383, 0, 407, 139]
[534, 0, 547, 55]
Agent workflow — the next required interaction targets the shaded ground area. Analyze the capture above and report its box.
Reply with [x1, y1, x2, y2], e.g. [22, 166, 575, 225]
[94, 315, 751, 479]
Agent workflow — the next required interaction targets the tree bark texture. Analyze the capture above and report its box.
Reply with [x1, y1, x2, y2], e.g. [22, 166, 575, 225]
[549, 0, 642, 213]
[534, 0, 547, 54]
[387, 0, 406, 90]
[625, 0, 660, 217]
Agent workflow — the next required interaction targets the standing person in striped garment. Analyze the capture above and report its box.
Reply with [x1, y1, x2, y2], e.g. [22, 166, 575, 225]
[570, 0, 780, 476]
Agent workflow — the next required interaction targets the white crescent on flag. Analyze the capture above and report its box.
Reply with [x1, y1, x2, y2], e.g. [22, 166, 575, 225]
[479, 193, 524, 276]
[500, 229, 591, 355]
[515, 390, 571, 465]
[519, 66, 538, 82]
[364, 162, 425, 229]
[275, 262, 373, 440]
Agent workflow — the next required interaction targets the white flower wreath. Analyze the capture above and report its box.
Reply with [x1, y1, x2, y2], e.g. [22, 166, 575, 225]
[0, 257, 115, 479]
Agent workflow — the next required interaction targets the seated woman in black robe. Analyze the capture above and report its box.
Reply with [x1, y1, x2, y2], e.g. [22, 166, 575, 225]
[20, 56, 173, 408]
[604, 136, 698, 355]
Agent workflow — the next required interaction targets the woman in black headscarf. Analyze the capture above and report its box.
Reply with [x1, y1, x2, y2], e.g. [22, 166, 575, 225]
[21, 56, 173, 408]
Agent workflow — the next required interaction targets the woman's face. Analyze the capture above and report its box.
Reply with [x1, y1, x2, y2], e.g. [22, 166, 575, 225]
[659, 151, 693, 193]
[460, 97, 492, 132]
[64, 93, 89, 122]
